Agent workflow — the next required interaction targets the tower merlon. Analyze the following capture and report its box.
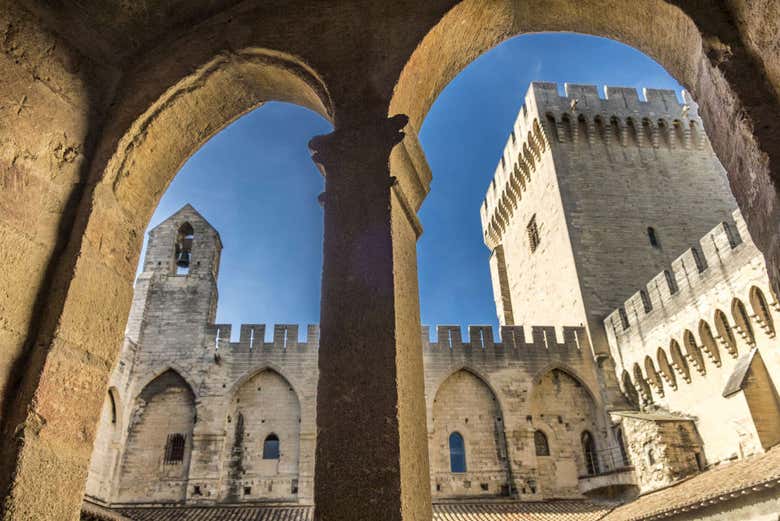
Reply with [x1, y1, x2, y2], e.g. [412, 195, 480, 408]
[423, 324, 586, 356]
[481, 81, 702, 250]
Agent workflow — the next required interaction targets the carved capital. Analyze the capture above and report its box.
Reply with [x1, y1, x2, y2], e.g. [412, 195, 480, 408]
[308, 114, 409, 177]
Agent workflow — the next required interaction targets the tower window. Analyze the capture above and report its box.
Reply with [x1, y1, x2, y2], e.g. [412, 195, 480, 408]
[647, 227, 660, 248]
[164, 433, 186, 464]
[534, 430, 550, 456]
[582, 431, 599, 475]
[175, 223, 194, 275]
[263, 433, 280, 459]
[527, 215, 540, 252]
[449, 432, 466, 473]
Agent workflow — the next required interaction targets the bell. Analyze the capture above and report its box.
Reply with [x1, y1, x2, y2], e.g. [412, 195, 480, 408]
[176, 251, 191, 268]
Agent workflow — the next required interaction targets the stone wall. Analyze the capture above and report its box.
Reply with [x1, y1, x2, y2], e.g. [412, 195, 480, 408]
[613, 413, 703, 493]
[84, 204, 622, 505]
[605, 210, 780, 466]
[481, 82, 739, 358]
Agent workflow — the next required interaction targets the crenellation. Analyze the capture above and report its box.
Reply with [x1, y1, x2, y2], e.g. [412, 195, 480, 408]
[482, 82, 707, 250]
[607, 214, 749, 331]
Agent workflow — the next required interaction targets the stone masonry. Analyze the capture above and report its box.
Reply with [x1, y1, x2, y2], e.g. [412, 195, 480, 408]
[83, 84, 780, 517]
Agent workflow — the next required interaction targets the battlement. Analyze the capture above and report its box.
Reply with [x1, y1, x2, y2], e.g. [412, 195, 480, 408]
[206, 323, 321, 353]
[421, 324, 589, 357]
[605, 209, 753, 333]
[481, 82, 707, 249]
[202, 322, 589, 359]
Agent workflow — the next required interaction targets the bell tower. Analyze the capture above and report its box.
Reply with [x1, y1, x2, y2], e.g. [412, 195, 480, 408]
[125, 204, 222, 351]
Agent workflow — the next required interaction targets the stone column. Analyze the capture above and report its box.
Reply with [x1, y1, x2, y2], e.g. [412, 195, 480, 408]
[311, 114, 432, 521]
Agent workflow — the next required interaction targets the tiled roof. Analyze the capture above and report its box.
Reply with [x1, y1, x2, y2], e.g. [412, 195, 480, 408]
[113, 501, 610, 521]
[118, 505, 314, 521]
[610, 411, 696, 422]
[601, 445, 780, 520]
[433, 500, 611, 520]
[90, 448, 780, 521]
[81, 500, 133, 521]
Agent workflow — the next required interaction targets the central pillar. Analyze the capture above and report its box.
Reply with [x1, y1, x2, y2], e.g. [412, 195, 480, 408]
[311, 114, 432, 521]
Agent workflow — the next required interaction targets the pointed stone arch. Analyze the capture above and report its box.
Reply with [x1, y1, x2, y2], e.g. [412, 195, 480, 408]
[117, 369, 196, 503]
[530, 367, 603, 495]
[429, 368, 510, 498]
[698, 319, 722, 367]
[223, 368, 301, 502]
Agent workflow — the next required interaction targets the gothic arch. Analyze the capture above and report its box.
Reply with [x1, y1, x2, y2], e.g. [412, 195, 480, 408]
[632, 363, 653, 404]
[715, 308, 739, 357]
[227, 364, 303, 402]
[698, 320, 722, 367]
[621, 370, 640, 409]
[644, 356, 664, 394]
[224, 368, 302, 501]
[133, 364, 200, 403]
[749, 286, 775, 336]
[117, 369, 197, 503]
[670, 340, 691, 383]
[430, 369, 510, 497]
[732, 297, 756, 345]
[531, 363, 599, 405]
[429, 366, 504, 413]
[683, 329, 706, 375]
[657, 347, 677, 389]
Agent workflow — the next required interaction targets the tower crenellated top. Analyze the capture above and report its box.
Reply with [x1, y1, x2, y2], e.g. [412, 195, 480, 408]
[604, 209, 754, 334]
[480, 82, 706, 250]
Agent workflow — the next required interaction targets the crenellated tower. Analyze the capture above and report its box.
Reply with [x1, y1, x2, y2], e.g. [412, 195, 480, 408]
[481, 82, 738, 356]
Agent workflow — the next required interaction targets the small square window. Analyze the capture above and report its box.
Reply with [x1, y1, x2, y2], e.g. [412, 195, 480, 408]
[527, 215, 540, 253]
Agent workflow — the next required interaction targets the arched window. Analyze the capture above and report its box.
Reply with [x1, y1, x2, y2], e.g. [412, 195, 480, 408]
[731, 298, 755, 345]
[164, 433, 186, 464]
[449, 432, 466, 473]
[263, 433, 280, 459]
[534, 430, 550, 456]
[749, 286, 775, 336]
[698, 320, 721, 366]
[647, 227, 660, 248]
[715, 309, 738, 357]
[175, 223, 194, 275]
[582, 431, 599, 475]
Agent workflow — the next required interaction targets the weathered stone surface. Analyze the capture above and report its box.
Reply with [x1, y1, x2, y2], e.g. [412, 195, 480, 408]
[0, 2, 779, 520]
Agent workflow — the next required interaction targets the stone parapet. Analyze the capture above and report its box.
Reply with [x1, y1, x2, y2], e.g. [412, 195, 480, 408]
[605, 209, 749, 334]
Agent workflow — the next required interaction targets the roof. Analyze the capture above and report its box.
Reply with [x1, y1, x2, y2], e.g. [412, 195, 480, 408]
[610, 411, 696, 422]
[433, 500, 611, 520]
[722, 349, 758, 397]
[117, 505, 314, 521]
[111, 501, 610, 521]
[91, 449, 780, 521]
[81, 500, 133, 521]
[601, 444, 780, 520]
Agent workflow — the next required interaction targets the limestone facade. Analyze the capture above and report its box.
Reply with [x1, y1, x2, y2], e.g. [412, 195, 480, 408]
[481, 82, 738, 356]
[85, 207, 623, 506]
[605, 207, 780, 476]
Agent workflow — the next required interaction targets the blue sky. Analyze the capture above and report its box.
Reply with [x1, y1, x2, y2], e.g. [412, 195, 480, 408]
[143, 33, 682, 340]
